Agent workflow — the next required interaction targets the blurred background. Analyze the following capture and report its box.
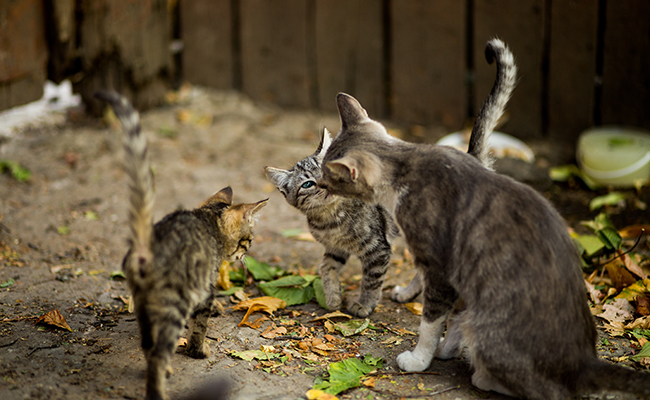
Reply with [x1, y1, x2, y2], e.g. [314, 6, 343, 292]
[1, 0, 649, 163]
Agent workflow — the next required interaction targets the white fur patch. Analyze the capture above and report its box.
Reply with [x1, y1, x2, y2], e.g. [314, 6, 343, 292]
[396, 315, 446, 371]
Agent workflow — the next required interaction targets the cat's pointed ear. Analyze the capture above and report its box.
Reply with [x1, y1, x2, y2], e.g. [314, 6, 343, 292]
[264, 167, 289, 188]
[201, 186, 233, 207]
[243, 198, 268, 223]
[314, 127, 332, 159]
[337, 93, 369, 128]
[326, 155, 360, 182]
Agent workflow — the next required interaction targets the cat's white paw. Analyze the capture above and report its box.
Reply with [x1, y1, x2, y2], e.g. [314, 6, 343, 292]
[390, 285, 408, 302]
[396, 350, 430, 372]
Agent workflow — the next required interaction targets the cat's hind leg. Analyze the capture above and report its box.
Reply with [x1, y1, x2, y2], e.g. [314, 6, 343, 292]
[436, 304, 463, 360]
[186, 299, 212, 359]
[144, 314, 184, 400]
[319, 251, 349, 311]
[350, 241, 392, 317]
[390, 271, 422, 303]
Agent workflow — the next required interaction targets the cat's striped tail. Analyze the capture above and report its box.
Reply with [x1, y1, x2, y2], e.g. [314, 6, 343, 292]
[468, 38, 517, 170]
[95, 91, 154, 286]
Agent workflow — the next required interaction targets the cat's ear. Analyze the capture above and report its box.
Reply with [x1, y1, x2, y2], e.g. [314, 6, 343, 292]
[264, 167, 289, 188]
[337, 93, 369, 128]
[243, 198, 269, 224]
[326, 155, 360, 182]
[314, 127, 332, 159]
[201, 186, 233, 207]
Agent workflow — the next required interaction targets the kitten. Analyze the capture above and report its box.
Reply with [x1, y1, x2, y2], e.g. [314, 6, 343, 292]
[263, 38, 516, 317]
[318, 39, 650, 400]
[96, 91, 267, 400]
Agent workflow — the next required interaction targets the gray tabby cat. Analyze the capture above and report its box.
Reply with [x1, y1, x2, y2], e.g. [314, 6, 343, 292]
[318, 39, 650, 400]
[263, 38, 516, 317]
[96, 91, 266, 400]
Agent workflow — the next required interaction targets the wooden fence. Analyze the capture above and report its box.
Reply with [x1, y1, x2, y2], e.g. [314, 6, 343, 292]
[182, 0, 650, 148]
[1, 0, 649, 154]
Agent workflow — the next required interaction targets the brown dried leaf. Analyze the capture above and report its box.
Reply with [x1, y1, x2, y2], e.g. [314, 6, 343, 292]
[637, 295, 650, 316]
[36, 309, 72, 332]
[361, 377, 376, 388]
[627, 315, 650, 330]
[619, 225, 650, 239]
[177, 337, 187, 347]
[622, 254, 649, 279]
[260, 325, 287, 339]
[605, 259, 637, 291]
[217, 260, 233, 290]
[242, 315, 269, 330]
[309, 310, 352, 322]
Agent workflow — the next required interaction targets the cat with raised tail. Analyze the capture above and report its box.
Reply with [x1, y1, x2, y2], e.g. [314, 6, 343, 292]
[318, 39, 650, 400]
[96, 91, 266, 400]
[263, 38, 516, 318]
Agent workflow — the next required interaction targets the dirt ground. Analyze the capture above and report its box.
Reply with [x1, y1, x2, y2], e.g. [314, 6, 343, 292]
[0, 87, 648, 400]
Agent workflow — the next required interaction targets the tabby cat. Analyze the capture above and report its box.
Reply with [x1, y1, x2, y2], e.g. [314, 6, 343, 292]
[318, 39, 650, 400]
[96, 91, 267, 400]
[264, 38, 515, 317]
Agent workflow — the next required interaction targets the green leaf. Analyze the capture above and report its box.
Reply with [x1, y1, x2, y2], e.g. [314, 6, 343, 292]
[258, 275, 315, 306]
[229, 268, 246, 283]
[157, 126, 178, 139]
[281, 228, 304, 238]
[244, 256, 284, 281]
[597, 227, 622, 250]
[109, 270, 126, 280]
[313, 277, 328, 309]
[313, 355, 383, 395]
[632, 341, 650, 361]
[0, 160, 31, 182]
[0, 278, 15, 288]
[549, 165, 581, 182]
[230, 349, 279, 362]
[335, 318, 370, 337]
[57, 226, 70, 235]
[84, 210, 100, 221]
[589, 192, 627, 211]
[630, 328, 650, 341]
[573, 234, 605, 257]
[218, 286, 244, 296]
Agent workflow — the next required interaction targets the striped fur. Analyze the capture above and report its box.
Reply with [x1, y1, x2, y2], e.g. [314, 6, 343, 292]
[467, 38, 517, 170]
[96, 91, 266, 400]
[319, 40, 650, 400]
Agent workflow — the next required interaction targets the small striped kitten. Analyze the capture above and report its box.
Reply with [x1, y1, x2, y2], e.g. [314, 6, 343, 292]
[97, 91, 266, 400]
[319, 39, 650, 400]
[264, 38, 515, 317]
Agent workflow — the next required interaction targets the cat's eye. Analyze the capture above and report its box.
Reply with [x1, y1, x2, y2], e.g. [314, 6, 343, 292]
[301, 181, 316, 189]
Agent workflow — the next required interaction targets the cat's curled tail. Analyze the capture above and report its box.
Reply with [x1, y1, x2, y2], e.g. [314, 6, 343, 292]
[95, 91, 154, 288]
[468, 38, 517, 170]
[578, 358, 650, 397]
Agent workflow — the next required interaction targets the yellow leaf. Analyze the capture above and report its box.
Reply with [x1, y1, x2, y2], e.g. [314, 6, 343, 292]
[218, 260, 232, 290]
[616, 279, 650, 301]
[626, 315, 650, 330]
[306, 389, 339, 400]
[177, 337, 187, 347]
[231, 296, 286, 327]
[405, 302, 423, 315]
[36, 309, 72, 332]
[309, 310, 353, 322]
[362, 377, 376, 387]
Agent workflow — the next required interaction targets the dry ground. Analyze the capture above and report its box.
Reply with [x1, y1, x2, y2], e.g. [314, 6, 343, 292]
[0, 87, 646, 400]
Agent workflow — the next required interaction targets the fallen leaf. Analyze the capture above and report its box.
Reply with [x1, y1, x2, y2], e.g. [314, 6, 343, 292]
[36, 309, 72, 332]
[632, 341, 650, 361]
[637, 295, 650, 316]
[306, 389, 339, 400]
[627, 316, 650, 330]
[597, 298, 635, 325]
[88, 269, 105, 276]
[310, 311, 353, 322]
[177, 338, 187, 347]
[361, 377, 376, 387]
[619, 225, 650, 239]
[109, 270, 126, 280]
[218, 260, 232, 290]
[242, 315, 269, 330]
[258, 275, 316, 306]
[260, 325, 287, 339]
[405, 302, 423, 315]
[616, 279, 650, 301]
[605, 259, 637, 291]
[50, 264, 73, 274]
[335, 319, 370, 337]
[622, 254, 649, 279]
[231, 296, 286, 327]
[244, 256, 285, 281]
[312, 354, 383, 395]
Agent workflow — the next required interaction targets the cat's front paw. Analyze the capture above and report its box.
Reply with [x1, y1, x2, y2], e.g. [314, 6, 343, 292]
[348, 302, 373, 318]
[186, 341, 211, 359]
[325, 293, 342, 311]
[390, 285, 409, 303]
[396, 350, 430, 372]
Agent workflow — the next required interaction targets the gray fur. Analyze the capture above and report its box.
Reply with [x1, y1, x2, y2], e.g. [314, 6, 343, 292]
[318, 41, 650, 400]
[97, 91, 265, 400]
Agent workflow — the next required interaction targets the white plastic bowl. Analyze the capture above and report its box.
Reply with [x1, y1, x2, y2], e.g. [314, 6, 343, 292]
[577, 127, 650, 187]
[436, 131, 535, 162]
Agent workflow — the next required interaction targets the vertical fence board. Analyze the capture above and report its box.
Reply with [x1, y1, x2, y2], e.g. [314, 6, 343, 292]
[547, 0, 598, 146]
[474, 0, 545, 139]
[601, 0, 650, 130]
[180, 0, 232, 89]
[391, 0, 466, 129]
[240, 0, 310, 108]
[315, 0, 384, 117]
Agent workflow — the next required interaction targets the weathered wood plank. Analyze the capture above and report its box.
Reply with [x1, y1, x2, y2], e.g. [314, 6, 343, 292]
[315, 0, 384, 117]
[391, 0, 466, 130]
[547, 0, 598, 146]
[474, 0, 545, 139]
[180, 0, 233, 89]
[601, 0, 650, 130]
[0, 0, 47, 110]
[240, 0, 311, 108]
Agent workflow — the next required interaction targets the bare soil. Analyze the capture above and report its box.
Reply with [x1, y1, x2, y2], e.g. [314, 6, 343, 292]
[0, 88, 647, 400]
